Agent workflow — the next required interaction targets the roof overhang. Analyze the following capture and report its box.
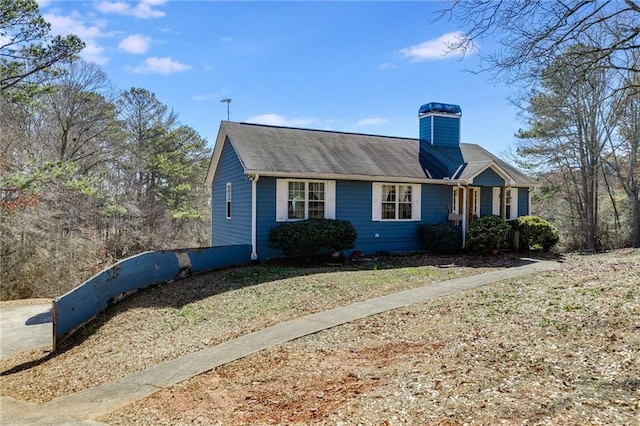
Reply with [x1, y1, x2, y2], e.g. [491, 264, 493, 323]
[242, 170, 464, 185]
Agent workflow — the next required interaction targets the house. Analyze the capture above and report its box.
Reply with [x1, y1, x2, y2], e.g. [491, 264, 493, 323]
[205, 102, 536, 260]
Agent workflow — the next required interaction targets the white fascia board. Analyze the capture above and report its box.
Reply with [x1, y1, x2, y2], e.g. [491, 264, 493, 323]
[418, 112, 462, 119]
[466, 161, 516, 186]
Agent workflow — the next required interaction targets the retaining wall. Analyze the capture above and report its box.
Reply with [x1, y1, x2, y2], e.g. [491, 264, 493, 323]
[52, 245, 251, 350]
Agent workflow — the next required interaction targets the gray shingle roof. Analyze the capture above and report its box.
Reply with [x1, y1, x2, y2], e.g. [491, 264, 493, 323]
[219, 121, 535, 185]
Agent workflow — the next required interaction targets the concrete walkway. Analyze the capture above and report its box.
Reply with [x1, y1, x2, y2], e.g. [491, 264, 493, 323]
[0, 304, 52, 360]
[1, 259, 561, 425]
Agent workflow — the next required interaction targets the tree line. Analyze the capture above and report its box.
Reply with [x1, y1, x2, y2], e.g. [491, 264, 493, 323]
[1, 1, 211, 299]
[2, 0, 639, 299]
[443, 0, 639, 251]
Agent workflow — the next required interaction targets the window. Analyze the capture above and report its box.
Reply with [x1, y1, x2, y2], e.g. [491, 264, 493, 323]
[287, 181, 324, 220]
[225, 183, 232, 219]
[276, 179, 335, 222]
[452, 187, 460, 214]
[492, 187, 501, 216]
[505, 187, 518, 220]
[470, 187, 480, 217]
[372, 183, 421, 221]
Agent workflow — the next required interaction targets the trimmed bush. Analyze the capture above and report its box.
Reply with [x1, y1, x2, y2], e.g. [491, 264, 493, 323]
[515, 215, 559, 252]
[466, 215, 511, 254]
[417, 223, 462, 254]
[269, 218, 357, 257]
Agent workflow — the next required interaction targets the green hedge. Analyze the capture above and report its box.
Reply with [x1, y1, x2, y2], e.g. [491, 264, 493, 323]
[417, 223, 462, 254]
[515, 215, 559, 252]
[269, 219, 357, 257]
[466, 215, 511, 254]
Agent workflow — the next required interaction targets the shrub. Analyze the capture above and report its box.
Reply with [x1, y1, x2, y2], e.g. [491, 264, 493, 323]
[515, 215, 559, 252]
[466, 215, 511, 254]
[269, 219, 357, 257]
[417, 223, 462, 254]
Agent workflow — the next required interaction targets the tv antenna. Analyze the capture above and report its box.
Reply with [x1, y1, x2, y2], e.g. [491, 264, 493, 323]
[220, 98, 231, 120]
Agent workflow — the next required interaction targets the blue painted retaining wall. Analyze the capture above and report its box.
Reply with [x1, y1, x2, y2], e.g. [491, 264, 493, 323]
[52, 244, 251, 350]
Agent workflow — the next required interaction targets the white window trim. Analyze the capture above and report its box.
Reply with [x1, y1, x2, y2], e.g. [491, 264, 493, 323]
[506, 187, 519, 221]
[372, 182, 421, 222]
[492, 187, 501, 216]
[225, 182, 232, 219]
[452, 187, 460, 214]
[470, 187, 480, 217]
[276, 179, 335, 222]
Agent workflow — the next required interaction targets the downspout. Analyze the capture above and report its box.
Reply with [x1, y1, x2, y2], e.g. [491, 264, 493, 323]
[459, 183, 467, 248]
[250, 174, 259, 261]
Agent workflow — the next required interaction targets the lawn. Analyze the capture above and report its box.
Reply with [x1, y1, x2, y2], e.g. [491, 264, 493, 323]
[2, 250, 638, 425]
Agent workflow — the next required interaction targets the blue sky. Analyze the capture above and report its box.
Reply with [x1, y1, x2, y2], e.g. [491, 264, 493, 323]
[38, 0, 522, 156]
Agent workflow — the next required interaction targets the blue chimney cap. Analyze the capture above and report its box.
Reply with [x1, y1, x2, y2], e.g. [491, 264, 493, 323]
[419, 102, 462, 116]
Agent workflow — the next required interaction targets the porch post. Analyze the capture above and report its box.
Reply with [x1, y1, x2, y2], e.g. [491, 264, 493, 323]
[461, 185, 468, 248]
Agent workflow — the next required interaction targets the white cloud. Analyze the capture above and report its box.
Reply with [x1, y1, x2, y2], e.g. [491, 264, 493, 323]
[81, 41, 109, 65]
[379, 62, 397, 70]
[399, 31, 474, 62]
[43, 13, 104, 40]
[245, 114, 315, 127]
[118, 34, 151, 54]
[220, 36, 232, 43]
[42, 12, 110, 65]
[129, 57, 191, 74]
[95, 0, 166, 19]
[354, 117, 388, 127]
[191, 93, 222, 101]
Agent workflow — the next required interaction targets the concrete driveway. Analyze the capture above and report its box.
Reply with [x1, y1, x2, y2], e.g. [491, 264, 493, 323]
[0, 304, 52, 359]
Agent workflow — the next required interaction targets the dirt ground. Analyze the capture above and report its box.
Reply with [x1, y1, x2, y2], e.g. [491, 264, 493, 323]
[100, 250, 639, 425]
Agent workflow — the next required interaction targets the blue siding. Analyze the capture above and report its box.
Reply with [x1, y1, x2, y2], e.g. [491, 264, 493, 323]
[255, 180, 456, 258]
[255, 178, 524, 258]
[211, 139, 252, 246]
[419, 115, 460, 147]
[422, 184, 453, 223]
[473, 168, 505, 186]
[255, 177, 280, 260]
[337, 181, 420, 254]
[419, 116, 432, 143]
[479, 187, 494, 217]
[432, 116, 460, 147]
[518, 187, 529, 216]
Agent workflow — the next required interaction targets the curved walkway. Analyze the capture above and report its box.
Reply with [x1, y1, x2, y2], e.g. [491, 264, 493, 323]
[1, 259, 561, 425]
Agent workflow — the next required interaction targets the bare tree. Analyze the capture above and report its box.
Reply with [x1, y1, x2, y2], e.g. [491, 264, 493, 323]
[516, 46, 613, 251]
[604, 70, 640, 247]
[41, 60, 122, 173]
[440, 1, 640, 88]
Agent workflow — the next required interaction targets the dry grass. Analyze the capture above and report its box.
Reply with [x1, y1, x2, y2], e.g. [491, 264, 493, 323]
[2, 251, 638, 425]
[100, 250, 639, 425]
[0, 254, 504, 403]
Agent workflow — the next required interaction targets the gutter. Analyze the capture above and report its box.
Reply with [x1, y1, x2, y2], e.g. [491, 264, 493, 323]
[243, 170, 465, 185]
